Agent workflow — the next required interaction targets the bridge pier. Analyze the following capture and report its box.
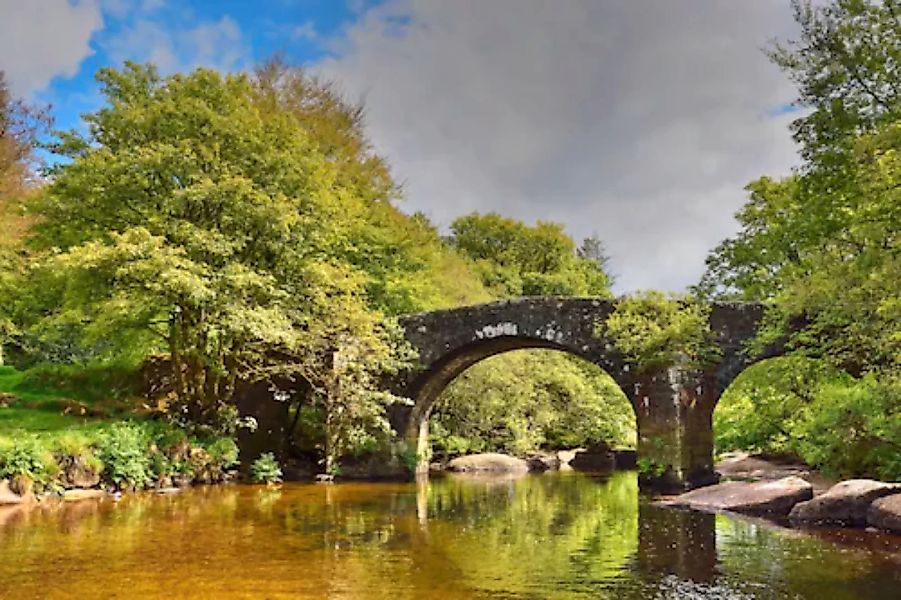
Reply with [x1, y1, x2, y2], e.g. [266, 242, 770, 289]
[629, 366, 719, 492]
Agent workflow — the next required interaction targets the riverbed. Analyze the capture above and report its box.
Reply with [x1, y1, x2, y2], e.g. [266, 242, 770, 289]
[0, 471, 898, 599]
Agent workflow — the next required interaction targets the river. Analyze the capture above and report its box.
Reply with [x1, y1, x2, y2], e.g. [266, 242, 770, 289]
[0, 471, 898, 599]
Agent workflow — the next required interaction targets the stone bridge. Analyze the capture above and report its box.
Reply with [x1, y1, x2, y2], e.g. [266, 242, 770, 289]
[391, 297, 770, 491]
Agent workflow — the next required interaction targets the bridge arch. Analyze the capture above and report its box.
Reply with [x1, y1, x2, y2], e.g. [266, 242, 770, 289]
[395, 297, 770, 491]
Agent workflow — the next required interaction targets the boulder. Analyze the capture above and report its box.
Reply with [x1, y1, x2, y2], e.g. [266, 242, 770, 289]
[664, 476, 813, 516]
[526, 453, 560, 471]
[63, 489, 107, 502]
[569, 447, 615, 471]
[0, 479, 34, 505]
[446, 453, 530, 473]
[613, 449, 637, 469]
[867, 494, 901, 534]
[789, 479, 901, 526]
[59, 454, 102, 489]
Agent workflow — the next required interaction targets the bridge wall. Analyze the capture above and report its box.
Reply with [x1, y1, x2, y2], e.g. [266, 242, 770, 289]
[394, 298, 767, 491]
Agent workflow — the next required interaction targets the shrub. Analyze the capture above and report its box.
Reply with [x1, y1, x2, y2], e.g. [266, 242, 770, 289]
[250, 452, 282, 484]
[206, 437, 239, 471]
[96, 422, 152, 490]
[0, 435, 57, 492]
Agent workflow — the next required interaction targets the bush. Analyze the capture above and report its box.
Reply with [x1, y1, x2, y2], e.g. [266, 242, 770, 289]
[250, 452, 282, 484]
[715, 362, 901, 481]
[793, 375, 901, 481]
[0, 434, 57, 492]
[96, 422, 152, 490]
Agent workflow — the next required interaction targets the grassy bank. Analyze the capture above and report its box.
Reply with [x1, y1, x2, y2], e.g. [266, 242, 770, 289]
[0, 365, 239, 494]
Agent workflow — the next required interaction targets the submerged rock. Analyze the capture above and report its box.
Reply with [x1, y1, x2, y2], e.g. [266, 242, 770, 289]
[867, 494, 901, 534]
[446, 453, 529, 473]
[663, 476, 813, 516]
[789, 479, 901, 526]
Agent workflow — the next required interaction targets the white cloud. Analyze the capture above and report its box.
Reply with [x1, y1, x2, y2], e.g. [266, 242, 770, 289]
[319, 0, 802, 292]
[0, 0, 103, 95]
[292, 20, 318, 41]
[102, 14, 248, 74]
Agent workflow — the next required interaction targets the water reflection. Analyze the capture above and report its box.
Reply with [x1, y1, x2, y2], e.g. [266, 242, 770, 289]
[0, 471, 898, 599]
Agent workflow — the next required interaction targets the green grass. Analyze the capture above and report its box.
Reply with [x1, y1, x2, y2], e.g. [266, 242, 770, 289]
[0, 365, 122, 434]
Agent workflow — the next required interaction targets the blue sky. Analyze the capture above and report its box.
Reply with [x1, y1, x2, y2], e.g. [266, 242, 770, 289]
[26, 0, 386, 133]
[2, 0, 801, 292]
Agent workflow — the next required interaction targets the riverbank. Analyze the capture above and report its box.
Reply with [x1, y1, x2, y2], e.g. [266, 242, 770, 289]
[661, 452, 901, 535]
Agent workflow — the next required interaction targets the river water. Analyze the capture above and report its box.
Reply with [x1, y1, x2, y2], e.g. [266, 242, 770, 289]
[0, 471, 898, 599]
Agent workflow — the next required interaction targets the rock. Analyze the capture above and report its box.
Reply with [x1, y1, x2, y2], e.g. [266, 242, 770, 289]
[446, 453, 530, 473]
[613, 449, 637, 469]
[173, 474, 193, 488]
[556, 449, 581, 467]
[569, 447, 615, 471]
[789, 479, 901, 526]
[526, 453, 560, 471]
[867, 494, 901, 534]
[9, 474, 33, 497]
[0, 479, 34, 505]
[59, 455, 101, 489]
[315, 473, 334, 483]
[63, 489, 107, 502]
[156, 487, 181, 495]
[664, 476, 813, 516]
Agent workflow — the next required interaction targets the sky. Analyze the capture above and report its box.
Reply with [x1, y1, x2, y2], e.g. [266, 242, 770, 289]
[0, 0, 803, 293]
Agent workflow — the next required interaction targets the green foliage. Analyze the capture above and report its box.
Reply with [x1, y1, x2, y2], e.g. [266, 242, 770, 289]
[768, 0, 900, 164]
[205, 437, 240, 471]
[792, 375, 901, 480]
[714, 357, 845, 456]
[603, 291, 719, 373]
[250, 452, 283, 484]
[0, 434, 57, 491]
[700, 0, 899, 376]
[449, 212, 612, 297]
[715, 359, 901, 480]
[701, 0, 900, 481]
[96, 422, 153, 490]
[432, 350, 635, 458]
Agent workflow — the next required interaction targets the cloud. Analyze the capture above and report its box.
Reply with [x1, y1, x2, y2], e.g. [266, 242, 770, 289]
[102, 14, 248, 74]
[0, 0, 103, 95]
[319, 0, 802, 292]
[292, 20, 318, 41]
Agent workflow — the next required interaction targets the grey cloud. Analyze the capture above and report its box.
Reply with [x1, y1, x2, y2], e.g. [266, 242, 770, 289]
[318, 0, 801, 292]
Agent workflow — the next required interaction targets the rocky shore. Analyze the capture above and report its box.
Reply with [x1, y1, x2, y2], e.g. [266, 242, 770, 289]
[660, 453, 901, 535]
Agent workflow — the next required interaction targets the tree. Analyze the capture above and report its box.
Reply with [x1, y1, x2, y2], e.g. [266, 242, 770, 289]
[770, 0, 901, 164]
[252, 57, 492, 315]
[19, 63, 410, 440]
[700, 0, 900, 374]
[449, 212, 612, 297]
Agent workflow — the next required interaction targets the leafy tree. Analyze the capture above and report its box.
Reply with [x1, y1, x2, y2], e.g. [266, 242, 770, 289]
[449, 212, 612, 297]
[432, 350, 635, 458]
[770, 0, 901, 164]
[0, 72, 49, 365]
[17, 63, 410, 446]
[700, 0, 899, 375]
[602, 291, 719, 374]
[252, 58, 492, 315]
